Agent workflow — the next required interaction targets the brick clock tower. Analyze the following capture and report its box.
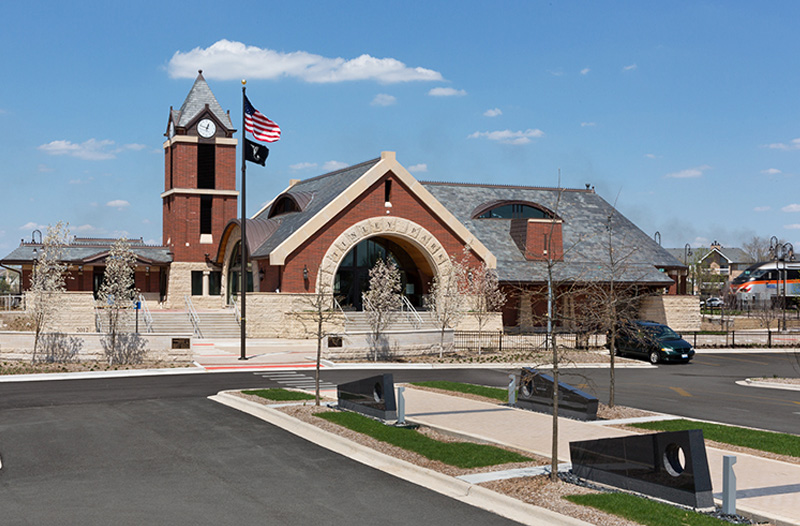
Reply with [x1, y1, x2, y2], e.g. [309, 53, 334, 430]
[162, 70, 238, 307]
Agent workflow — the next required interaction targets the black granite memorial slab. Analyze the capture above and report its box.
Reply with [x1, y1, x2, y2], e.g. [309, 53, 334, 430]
[516, 367, 598, 421]
[337, 373, 397, 421]
[570, 429, 714, 508]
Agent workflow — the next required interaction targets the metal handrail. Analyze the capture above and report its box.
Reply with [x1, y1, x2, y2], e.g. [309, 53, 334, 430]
[184, 295, 203, 338]
[401, 295, 423, 329]
[231, 295, 241, 325]
[333, 296, 349, 331]
[137, 294, 154, 333]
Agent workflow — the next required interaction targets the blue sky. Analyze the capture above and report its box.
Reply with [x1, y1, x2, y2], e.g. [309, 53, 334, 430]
[2, 1, 799, 255]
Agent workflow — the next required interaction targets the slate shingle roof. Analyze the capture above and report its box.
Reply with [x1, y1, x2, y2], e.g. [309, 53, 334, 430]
[172, 71, 234, 131]
[248, 158, 381, 258]
[421, 182, 681, 285]
[1, 237, 172, 265]
[240, 155, 682, 286]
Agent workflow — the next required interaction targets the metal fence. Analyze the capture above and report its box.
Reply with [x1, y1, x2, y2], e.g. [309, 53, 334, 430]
[455, 329, 800, 352]
[454, 331, 606, 353]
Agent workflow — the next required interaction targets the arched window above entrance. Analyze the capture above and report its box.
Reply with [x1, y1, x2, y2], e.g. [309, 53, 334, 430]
[473, 201, 554, 220]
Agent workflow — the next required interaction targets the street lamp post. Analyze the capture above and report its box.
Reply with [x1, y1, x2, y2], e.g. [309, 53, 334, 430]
[684, 244, 693, 295]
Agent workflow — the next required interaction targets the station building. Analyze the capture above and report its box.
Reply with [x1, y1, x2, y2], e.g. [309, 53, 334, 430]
[1, 72, 691, 336]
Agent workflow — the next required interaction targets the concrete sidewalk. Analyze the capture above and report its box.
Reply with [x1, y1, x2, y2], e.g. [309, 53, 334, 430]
[403, 388, 800, 526]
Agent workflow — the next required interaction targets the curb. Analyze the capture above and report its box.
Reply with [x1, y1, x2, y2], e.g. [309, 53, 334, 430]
[735, 379, 800, 392]
[210, 391, 593, 526]
[0, 365, 205, 383]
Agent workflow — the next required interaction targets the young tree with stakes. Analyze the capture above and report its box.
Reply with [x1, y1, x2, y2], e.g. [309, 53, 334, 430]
[363, 258, 403, 361]
[466, 261, 506, 355]
[427, 248, 469, 357]
[28, 222, 70, 362]
[99, 238, 138, 364]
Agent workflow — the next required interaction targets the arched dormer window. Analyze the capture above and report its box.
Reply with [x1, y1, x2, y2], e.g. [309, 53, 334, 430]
[268, 195, 300, 218]
[472, 201, 554, 220]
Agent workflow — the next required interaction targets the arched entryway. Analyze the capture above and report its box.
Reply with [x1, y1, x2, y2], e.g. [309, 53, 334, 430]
[226, 240, 253, 304]
[333, 237, 429, 310]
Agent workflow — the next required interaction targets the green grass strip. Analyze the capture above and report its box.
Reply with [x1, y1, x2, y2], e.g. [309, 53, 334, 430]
[242, 388, 316, 401]
[410, 381, 508, 402]
[631, 419, 800, 458]
[565, 493, 729, 526]
[317, 410, 530, 468]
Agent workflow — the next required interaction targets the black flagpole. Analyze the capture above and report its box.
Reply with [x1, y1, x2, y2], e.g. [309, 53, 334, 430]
[239, 81, 248, 360]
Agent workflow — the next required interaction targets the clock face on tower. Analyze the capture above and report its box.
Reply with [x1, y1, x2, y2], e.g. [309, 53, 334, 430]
[197, 118, 216, 138]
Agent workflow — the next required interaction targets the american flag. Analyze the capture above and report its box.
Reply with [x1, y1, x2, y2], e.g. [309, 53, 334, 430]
[244, 95, 281, 143]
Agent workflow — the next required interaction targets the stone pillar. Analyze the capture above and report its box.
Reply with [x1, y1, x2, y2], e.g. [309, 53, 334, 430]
[202, 270, 210, 296]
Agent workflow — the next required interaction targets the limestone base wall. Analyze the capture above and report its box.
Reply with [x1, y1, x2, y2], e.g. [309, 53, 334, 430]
[638, 295, 701, 332]
[325, 329, 453, 360]
[165, 262, 227, 310]
[0, 331, 193, 364]
[23, 291, 96, 333]
[453, 312, 503, 332]
[246, 293, 346, 338]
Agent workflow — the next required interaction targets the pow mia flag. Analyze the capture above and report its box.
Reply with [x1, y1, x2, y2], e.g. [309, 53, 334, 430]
[245, 138, 269, 166]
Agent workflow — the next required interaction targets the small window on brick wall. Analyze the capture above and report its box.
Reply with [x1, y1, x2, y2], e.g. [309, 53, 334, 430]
[191, 271, 203, 296]
[200, 196, 212, 235]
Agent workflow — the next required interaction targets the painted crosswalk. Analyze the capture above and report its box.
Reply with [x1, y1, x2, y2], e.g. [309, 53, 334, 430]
[255, 371, 337, 391]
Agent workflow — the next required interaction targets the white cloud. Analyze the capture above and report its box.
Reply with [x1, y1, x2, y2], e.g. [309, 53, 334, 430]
[782, 204, 800, 212]
[644, 153, 658, 159]
[322, 161, 349, 171]
[20, 222, 46, 231]
[580, 122, 596, 127]
[106, 199, 130, 210]
[37, 164, 53, 173]
[289, 162, 317, 171]
[753, 206, 771, 212]
[38, 139, 143, 161]
[761, 168, 782, 175]
[580, 68, 590, 75]
[407, 163, 427, 173]
[622, 63, 638, 71]
[469, 129, 545, 145]
[765, 138, 800, 150]
[428, 87, 467, 97]
[371, 93, 397, 106]
[549, 69, 564, 77]
[784, 224, 800, 230]
[74, 224, 95, 232]
[483, 108, 502, 117]
[167, 40, 443, 84]
[665, 164, 711, 179]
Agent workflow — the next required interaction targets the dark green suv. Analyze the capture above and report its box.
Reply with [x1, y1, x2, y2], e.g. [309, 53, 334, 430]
[612, 321, 694, 364]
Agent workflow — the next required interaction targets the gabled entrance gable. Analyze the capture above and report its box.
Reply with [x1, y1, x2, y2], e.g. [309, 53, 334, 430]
[268, 151, 495, 268]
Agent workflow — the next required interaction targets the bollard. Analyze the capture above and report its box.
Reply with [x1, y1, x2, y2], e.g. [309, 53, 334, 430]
[722, 455, 737, 515]
[396, 386, 406, 425]
[508, 374, 516, 406]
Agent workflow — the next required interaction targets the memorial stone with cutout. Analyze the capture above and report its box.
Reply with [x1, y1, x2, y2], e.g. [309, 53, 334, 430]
[337, 373, 397, 421]
[569, 429, 714, 509]
[516, 367, 598, 421]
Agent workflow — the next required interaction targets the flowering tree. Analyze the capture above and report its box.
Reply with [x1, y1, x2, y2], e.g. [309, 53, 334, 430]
[363, 258, 402, 361]
[467, 262, 506, 352]
[28, 222, 70, 362]
[99, 238, 139, 364]
[427, 248, 469, 356]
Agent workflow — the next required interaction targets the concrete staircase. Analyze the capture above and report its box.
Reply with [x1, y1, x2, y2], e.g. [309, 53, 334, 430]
[342, 310, 439, 332]
[96, 309, 240, 339]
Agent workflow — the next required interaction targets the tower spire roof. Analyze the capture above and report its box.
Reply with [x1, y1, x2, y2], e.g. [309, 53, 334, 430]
[172, 70, 234, 130]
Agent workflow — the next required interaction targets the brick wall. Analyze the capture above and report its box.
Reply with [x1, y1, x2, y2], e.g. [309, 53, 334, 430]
[509, 219, 563, 261]
[280, 173, 482, 293]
